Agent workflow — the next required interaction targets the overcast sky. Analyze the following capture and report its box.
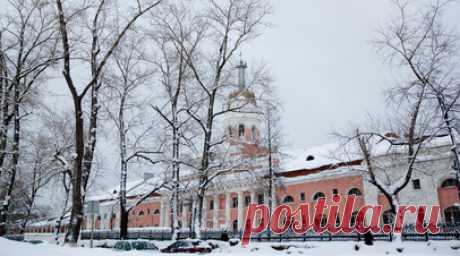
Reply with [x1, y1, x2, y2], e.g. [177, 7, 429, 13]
[41, 0, 460, 195]
[242, 0, 460, 150]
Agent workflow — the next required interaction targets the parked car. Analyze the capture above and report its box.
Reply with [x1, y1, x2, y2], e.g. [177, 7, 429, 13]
[113, 240, 158, 251]
[160, 239, 212, 253]
[25, 240, 45, 245]
[95, 242, 113, 248]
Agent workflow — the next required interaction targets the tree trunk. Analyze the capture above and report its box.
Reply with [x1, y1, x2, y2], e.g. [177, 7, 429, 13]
[119, 91, 128, 239]
[66, 100, 85, 245]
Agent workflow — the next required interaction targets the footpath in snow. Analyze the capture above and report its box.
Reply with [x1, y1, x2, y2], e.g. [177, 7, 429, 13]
[1, 237, 459, 256]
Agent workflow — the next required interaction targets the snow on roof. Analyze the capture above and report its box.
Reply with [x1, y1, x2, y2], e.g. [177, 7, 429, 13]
[86, 176, 165, 202]
[281, 143, 346, 173]
[280, 134, 454, 173]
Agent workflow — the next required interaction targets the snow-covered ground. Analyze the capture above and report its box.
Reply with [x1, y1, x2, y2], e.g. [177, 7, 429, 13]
[1, 237, 460, 256]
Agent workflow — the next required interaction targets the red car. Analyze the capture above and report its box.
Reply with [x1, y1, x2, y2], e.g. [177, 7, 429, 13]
[160, 239, 212, 253]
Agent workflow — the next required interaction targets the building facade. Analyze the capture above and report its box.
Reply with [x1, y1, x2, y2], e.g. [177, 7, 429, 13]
[26, 62, 460, 234]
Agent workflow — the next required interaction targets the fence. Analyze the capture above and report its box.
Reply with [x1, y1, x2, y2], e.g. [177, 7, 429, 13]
[80, 224, 460, 242]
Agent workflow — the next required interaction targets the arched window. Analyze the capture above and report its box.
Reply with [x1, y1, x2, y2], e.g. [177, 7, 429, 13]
[382, 210, 394, 225]
[282, 195, 294, 203]
[153, 209, 160, 215]
[312, 192, 325, 201]
[348, 188, 362, 196]
[238, 124, 245, 137]
[444, 206, 460, 225]
[138, 211, 144, 216]
[441, 178, 457, 188]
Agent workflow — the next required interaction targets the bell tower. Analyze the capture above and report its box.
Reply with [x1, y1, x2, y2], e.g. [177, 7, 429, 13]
[224, 59, 262, 147]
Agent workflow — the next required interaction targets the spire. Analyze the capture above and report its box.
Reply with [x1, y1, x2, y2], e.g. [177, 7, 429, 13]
[235, 54, 247, 89]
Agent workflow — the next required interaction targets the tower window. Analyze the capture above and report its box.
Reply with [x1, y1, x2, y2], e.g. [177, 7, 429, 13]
[239, 124, 245, 137]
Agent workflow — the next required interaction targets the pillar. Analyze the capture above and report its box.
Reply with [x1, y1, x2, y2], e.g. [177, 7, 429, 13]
[225, 192, 231, 229]
[213, 194, 219, 230]
[237, 191, 244, 230]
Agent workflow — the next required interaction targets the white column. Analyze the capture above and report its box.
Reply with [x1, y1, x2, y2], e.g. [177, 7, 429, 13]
[164, 201, 170, 229]
[271, 182, 277, 211]
[237, 191, 244, 230]
[213, 194, 219, 230]
[182, 204, 189, 228]
[264, 191, 269, 206]
[225, 192, 232, 229]
[250, 190, 256, 204]
[202, 196, 208, 230]
[160, 199, 165, 227]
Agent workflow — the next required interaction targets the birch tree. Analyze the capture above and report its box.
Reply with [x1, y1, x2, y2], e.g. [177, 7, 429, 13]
[376, 0, 460, 198]
[146, 1, 203, 240]
[175, 0, 272, 238]
[0, 0, 57, 236]
[102, 32, 164, 240]
[54, 0, 163, 244]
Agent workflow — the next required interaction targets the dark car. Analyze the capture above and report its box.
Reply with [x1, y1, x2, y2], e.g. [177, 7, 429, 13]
[26, 240, 45, 245]
[113, 240, 158, 251]
[160, 240, 212, 253]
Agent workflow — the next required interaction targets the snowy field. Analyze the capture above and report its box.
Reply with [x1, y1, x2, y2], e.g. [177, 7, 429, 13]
[2, 237, 460, 256]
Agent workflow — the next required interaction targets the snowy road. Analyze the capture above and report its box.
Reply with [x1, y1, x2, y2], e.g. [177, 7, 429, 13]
[1, 237, 459, 256]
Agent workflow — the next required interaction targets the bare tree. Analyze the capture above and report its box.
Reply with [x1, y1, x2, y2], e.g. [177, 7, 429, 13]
[102, 31, 165, 239]
[0, 0, 58, 236]
[259, 85, 283, 213]
[172, 0, 272, 238]
[375, 0, 460, 198]
[54, 0, 162, 244]
[146, 1, 203, 240]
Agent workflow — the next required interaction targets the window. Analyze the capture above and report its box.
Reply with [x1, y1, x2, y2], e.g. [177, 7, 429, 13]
[332, 189, 338, 195]
[139, 211, 144, 216]
[153, 209, 160, 215]
[209, 200, 214, 210]
[312, 192, 325, 201]
[96, 215, 101, 220]
[412, 179, 421, 190]
[300, 192, 305, 202]
[348, 188, 362, 196]
[283, 195, 294, 203]
[244, 196, 251, 207]
[444, 206, 460, 225]
[232, 197, 238, 208]
[257, 194, 264, 204]
[238, 124, 245, 137]
[382, 210, 394, 225]
[228, 126, 233, 137]
[441, 178, 457, 188]
[232, 220, 238, 232]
